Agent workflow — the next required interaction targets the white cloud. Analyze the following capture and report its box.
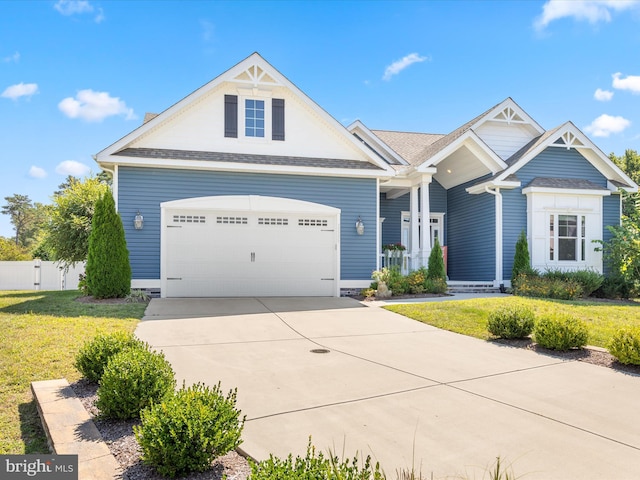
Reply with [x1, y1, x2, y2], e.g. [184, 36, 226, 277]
[54, 0, 93, 15]
[3, 52, 20, 63]
[594, 88, 614, 101]
[534, 0, 640, 30]
[94, 7, 105, 23]
[55, 160, 91, 177]
[54, 0, 104, 23]
[58, 89, 135, 122]
[1, 82, 38, 100]
[612, 72, 640, 94]
[584, 114, 631, 137]
[200, 19, 214, 42]
[29, 166, 47, 179]
[383, 53, 429, 81]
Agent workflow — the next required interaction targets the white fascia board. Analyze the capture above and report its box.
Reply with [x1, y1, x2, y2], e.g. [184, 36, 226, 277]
[471, 98, 545, 135]
[348, 120, 408, 166]
[466, 179, 521, 195]
[464, 131, 508, 171]
[102, 155, 393, 179]
[522, 186, 611, 196]
[421, 130, 506, 172]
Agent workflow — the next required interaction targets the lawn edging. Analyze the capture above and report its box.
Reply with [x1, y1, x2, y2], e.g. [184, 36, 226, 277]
[31, 378, 121, 480]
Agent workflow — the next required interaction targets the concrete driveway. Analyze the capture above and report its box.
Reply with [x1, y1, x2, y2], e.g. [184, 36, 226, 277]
[136, 297, 640, 479]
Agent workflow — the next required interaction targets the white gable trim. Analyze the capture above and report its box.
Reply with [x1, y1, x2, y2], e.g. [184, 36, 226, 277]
[96, 53, 393, 174]
[495, 122, 638, 192]
[420, 130, 507, 173]
[347, 120, 408, 166]
[471, 98, 545, 135]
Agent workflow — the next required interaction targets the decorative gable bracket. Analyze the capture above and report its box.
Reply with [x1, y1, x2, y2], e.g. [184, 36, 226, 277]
[492, 106, 526, 124]
[551, 131, 585, 150]
[232, 64, 281, 87]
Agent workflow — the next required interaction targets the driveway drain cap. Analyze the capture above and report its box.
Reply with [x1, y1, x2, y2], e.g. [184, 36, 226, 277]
[310, 348, 330, 354]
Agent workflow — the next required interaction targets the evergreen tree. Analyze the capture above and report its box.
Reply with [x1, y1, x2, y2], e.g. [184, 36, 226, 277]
[512, 230, 531, 280]
[85, 190, 131, 298]
[427, 237, 446, 280]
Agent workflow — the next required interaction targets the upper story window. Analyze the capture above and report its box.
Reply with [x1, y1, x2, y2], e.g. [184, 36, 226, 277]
[224, 95, 284, 141]
[245, 99, 265, 138]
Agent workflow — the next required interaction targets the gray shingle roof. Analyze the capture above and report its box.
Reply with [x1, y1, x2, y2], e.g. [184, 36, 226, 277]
[526, 177, 609, 190]
[407, 99, 510, 167]
[114, 148, 384, 171]
[369, 130, 444, 165]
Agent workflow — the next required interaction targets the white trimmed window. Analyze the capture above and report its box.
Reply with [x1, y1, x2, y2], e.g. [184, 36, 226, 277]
[549, 214, 586, 262]
[245, 99, 265, 138]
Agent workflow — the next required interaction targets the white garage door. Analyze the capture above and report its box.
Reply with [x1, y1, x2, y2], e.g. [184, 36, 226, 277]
[161, 196, 339, 297]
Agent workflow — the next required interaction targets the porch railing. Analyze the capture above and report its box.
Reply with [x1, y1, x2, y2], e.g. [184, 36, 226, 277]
[379, 252, 412, 275]
[379, 247, 447, 276]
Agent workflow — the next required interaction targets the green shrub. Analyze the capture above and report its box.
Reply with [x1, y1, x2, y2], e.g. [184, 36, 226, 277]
[533, 314, 589, 351]
[135, 382, 245, 478]
[249, 438, 384, 480]
[97, 347, 175, 419]
[608, 328, 640, 365]
[487, 305, 535, 339]
[424, 277, 448, 294]
[512, 230, 532, 280]
[85, 190, 132, 299]
[513, 275, 583, 300]
[593, 275, 633, 299]
[406, 267, 427, 294]
[386, 267, 408, 295]
[74, 331, 144, 382]
[427, 238, 446, 281]
[542, 269, 604, 297]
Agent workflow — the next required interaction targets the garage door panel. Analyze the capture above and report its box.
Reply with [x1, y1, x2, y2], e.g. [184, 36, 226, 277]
[163, 200, 338, 297]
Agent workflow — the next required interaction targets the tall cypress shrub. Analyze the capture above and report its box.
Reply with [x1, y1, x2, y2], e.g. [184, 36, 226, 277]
[85, 191, 131, 298]
[512, 230, 531, 280]
[427, 237, 446, 280]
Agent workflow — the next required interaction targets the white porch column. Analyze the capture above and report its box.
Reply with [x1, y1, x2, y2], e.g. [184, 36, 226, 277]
[410, 185, 420, 267]
[419, 178, 432, 266]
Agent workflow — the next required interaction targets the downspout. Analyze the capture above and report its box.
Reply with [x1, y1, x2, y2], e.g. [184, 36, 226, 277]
[485, 186, 503, 289]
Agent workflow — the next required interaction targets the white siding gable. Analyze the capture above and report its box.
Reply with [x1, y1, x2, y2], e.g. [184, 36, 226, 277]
[129, 82, 370, 162]
[475, 122, 537, 160]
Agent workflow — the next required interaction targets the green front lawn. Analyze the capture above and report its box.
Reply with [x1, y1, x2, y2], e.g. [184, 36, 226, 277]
[385, 296, 640, 347]
[0, 290, 145, 454]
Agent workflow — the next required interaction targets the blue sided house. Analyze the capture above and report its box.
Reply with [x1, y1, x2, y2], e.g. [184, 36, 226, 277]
[95, 53, 638, 298]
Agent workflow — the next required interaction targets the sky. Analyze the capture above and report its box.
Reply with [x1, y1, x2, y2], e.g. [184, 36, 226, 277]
[2, 0, 640, 238]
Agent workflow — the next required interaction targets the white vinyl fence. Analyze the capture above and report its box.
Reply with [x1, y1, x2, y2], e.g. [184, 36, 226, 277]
[0, 260, 85, 291]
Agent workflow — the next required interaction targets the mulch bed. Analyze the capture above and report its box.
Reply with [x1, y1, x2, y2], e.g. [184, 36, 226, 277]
[69, 379, 251, 480]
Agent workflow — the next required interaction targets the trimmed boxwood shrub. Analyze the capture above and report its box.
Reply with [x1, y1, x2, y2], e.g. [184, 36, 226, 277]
[74, 331, 144, 382]
[135, 382, 245, 478]
[608, 328, 640, 365]
[533, 314, 589, 351]
[97, 347, 175, 419]
[487, 305, 535, 339]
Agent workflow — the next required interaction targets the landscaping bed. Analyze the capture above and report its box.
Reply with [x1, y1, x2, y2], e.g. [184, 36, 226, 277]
[70, 379, 251, 480]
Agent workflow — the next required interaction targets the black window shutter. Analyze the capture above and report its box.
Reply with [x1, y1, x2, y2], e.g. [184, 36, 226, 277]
[272, 98, 285, 141]
[224, 95, 238, 138]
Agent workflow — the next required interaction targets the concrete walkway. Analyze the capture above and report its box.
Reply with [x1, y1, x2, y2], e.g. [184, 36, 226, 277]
[137, 296, 640, 479]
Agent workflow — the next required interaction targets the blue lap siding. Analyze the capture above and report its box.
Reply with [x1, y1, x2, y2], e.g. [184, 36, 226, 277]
[118, 166, 377, 281]
[447, 178, 495, 281]
[502, 147, 611, 279]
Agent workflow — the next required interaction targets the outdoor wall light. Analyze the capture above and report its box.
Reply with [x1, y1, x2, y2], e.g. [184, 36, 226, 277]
[134, 210, 144, 230]
[355, 216, 365, 235]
